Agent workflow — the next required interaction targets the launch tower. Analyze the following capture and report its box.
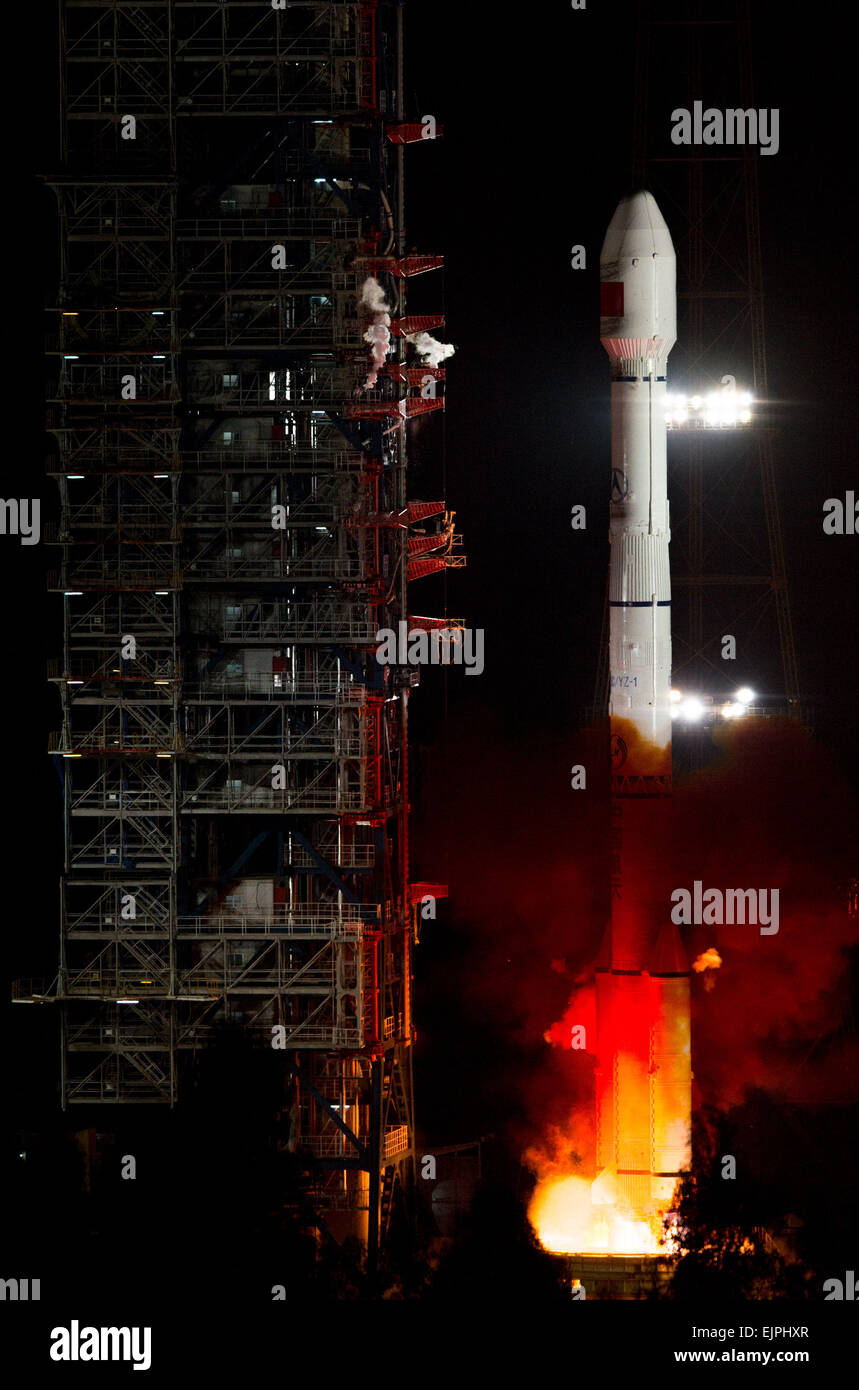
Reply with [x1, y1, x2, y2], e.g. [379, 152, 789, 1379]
[20, 0, 461, 1263]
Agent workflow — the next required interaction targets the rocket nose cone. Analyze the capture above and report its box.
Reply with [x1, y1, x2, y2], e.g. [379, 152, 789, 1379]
[600, 190, 675, 265]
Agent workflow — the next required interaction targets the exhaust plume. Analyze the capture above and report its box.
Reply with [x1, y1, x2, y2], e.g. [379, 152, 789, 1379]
[419, 713, 859, 1254]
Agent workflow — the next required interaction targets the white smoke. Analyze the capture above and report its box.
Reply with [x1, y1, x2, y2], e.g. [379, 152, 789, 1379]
[359, 277, 456, 387]
[406, 330, 456, 368]
[360, 277, 392, 388]
[360, 276, 389, 316]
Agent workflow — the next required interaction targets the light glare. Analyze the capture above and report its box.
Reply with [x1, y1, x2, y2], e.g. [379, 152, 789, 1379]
[680, 697, 704, 722]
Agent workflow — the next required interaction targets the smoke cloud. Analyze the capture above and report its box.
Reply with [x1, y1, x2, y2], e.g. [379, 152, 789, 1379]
[671, 719, 859, 1108]
[360, 277, 392, 388]
[419, 715, 859, 1175]
[407, 330, 456, 368]
[359, 279, 456, 387]
[693, 947, 722, 991]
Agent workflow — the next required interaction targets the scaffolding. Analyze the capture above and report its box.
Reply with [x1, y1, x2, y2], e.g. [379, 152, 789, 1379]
[22, 0, 462, 1265]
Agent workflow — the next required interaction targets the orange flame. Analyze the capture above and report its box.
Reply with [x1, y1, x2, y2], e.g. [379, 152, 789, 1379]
[525, 1122, 676, 1257]
[528, 1173, 667, 1255]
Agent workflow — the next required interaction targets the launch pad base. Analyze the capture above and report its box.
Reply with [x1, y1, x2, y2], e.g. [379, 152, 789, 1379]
[565, 1254, 675, 1301]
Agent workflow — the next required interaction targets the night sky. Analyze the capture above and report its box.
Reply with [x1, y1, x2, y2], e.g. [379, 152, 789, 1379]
[403, 0, 857, 1136]
[403, 0, 857, 749]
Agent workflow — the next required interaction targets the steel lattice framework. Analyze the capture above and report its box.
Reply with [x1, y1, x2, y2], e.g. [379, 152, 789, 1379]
[23, 0, 462, 1263]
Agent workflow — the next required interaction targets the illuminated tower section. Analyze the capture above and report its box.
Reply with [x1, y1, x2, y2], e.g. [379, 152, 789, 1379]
[16, 0, 462, 1272]
[595, 191, 691, 1226]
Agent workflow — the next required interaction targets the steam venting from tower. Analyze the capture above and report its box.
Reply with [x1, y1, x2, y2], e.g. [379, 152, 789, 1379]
[359, 277, 456, 388]
[406, 330, 456, 368]
[360, 277, 392, 388]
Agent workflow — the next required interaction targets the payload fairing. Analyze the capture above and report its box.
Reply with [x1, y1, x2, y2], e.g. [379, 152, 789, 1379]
[594, 192, 691, 1226]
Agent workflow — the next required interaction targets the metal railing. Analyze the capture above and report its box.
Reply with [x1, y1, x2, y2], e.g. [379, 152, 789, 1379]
[223, 605, 376, 643]
[50, 730, 181, 754]
[177, 906, 373, 937]
[183, 733, 365, 758]
[292, 840, 375, 869]
[384, 1126, 410, 1160]
[183, 672, 368, 699]
[11, 978, 53, 1002]
[180, 786, 372, 813]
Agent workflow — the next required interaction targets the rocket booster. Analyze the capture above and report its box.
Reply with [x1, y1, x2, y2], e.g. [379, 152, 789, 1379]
[594, 192, 691, 1221]
[602, 189, 675, 818]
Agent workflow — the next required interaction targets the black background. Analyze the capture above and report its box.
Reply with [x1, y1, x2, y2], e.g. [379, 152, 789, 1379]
[2, 0, 856, 1365]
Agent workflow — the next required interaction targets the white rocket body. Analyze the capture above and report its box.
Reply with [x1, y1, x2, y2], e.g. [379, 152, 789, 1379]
[601, 190, 675, 772]
[594, 192, 691, 1222]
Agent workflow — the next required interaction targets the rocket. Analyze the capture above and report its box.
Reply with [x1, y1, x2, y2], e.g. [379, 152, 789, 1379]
[593, 192, 691, 1227]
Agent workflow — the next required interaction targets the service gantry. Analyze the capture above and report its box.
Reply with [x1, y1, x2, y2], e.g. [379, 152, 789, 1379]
[24, 0, 463, 1261]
